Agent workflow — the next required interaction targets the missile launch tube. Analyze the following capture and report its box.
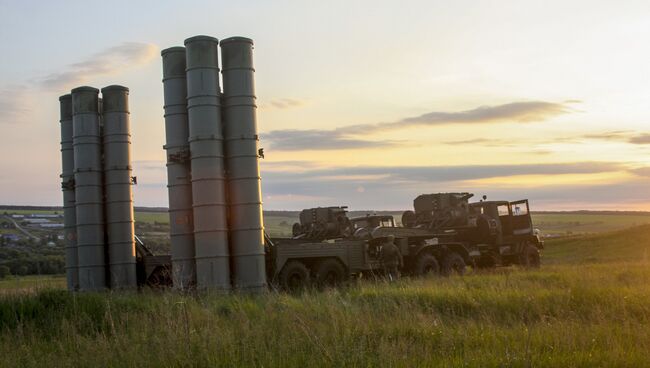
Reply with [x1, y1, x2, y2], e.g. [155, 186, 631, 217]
[162, 46, 196, 289]
[59, 94, 78, 291]
[221, 37, 267, 292]
[101, 85, 137, 289]
[72, 86, 106, 291]
[184, 35, 231, 290]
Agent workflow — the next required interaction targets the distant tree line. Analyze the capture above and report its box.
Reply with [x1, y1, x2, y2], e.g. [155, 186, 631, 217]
[0, 243, 65, 277]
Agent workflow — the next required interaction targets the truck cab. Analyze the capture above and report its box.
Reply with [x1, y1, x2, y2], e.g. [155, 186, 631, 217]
[469, 199, 539, 240]
[468, 199, 543, 267]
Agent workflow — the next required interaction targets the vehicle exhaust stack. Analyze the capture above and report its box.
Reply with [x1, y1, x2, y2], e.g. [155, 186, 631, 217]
[184, 36, 231, 290]
[220, 37, 267, 292]
[101, 85, 137, 289]
[71, 86, 106, 291]
[161, 47, 196, 289]
[59, 94, 79, 291]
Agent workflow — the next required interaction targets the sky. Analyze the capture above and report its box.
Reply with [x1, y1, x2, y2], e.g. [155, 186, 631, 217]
[0, 0, 649, 211]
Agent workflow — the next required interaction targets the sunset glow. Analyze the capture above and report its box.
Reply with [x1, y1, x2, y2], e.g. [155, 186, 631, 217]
[0, 0, 649, 210]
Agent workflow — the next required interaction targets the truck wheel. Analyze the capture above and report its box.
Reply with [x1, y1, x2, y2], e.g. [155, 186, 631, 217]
[441, 252, 466, 277]
[520, 244, 541, 268]
[315, 258, 347, 288]
[414, 253, 440, 277]
[147, 266, 172, 288]
[278, 260, 311, 291]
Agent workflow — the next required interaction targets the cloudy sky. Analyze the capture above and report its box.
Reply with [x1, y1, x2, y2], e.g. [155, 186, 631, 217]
[1, 0, 649, 210]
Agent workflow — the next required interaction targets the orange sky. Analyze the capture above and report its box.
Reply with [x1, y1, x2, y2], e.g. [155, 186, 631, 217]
[0, 1, 649, 210]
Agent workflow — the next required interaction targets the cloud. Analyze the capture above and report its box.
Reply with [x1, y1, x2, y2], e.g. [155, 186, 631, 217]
[570, 131, 650, 146]
[36, 42, 158, 90]
[630, 167, 650, 177]
[396, 101, 573, 126]
[443, 138, 514, 147]
[264, 100, 575, 151]
[124, 159, 641, 210]
[262, 161, 625, 186]
[330, 162, 623, 182]
[582, 130, 630, 140]
[628, 134, 650, 145]
[258, 161, 632, 210]
[132, 160, 167, 171]
[0, 42, 158, 124]
[441, 130, 650, 151]
[262, 129, 403, 151]
[263, 98, 306, 110]
[260, 160, 323, 171]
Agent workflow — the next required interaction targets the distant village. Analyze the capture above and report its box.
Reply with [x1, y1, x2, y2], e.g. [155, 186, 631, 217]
[1, 211, 64, 246]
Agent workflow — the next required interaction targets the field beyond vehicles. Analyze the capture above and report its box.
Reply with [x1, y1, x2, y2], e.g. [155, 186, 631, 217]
[2, 225, 650, 366]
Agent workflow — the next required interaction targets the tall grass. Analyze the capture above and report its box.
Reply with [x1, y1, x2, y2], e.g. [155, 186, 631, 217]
[544, 224, 650, 264]
[2, 263, 650, 367]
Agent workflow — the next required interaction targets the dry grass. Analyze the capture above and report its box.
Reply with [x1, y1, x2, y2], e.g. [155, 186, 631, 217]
[1, 263, 650, 367]
[3, 225, 650, 366]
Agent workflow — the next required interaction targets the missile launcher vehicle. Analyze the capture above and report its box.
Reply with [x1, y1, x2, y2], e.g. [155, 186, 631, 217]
[271, 206, 479, 290]
[369, 193, 544, 269]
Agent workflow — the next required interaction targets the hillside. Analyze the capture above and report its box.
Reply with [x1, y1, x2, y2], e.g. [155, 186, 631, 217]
[544, 224, 650, 264]
[2, 226, 650, 366]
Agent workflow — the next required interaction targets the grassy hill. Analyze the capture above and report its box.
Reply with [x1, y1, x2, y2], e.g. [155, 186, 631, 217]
[544, 224, 650, 264]
[2, 220, 650, 366]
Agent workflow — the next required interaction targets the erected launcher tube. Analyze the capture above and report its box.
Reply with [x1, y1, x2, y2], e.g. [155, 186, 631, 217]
[161, 47, 196, 289]
[72, 86, 106, 291]
[185, 35, 231, 290]
[59, 94, 78, 291]
[220, 37, 267, 292]
[101, 85, 137, 289]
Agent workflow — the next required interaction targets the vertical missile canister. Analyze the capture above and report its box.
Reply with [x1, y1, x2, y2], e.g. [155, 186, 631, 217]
[59, 94, 78, 291]
[184, 36, 231, 290]
[71, 86, 106, 291]
[162, 46, 196, 289]
[220, 37, 267, 292]
[101, 85, 137, 289]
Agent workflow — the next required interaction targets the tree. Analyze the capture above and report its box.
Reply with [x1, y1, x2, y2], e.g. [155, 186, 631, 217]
[17, 265, 28, 276]
[0, 265, 10, 279]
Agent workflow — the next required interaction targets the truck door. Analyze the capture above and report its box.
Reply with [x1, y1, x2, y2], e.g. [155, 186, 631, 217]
[510, 200, 533, 235]
[497, 203, 513, 236]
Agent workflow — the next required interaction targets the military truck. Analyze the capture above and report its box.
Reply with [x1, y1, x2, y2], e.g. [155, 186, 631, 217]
[375, 193, 543, 269]
[271, 206, 479, 290]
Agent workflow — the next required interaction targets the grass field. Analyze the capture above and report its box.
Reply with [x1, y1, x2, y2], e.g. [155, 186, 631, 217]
[532, 212, 650, 235]
[0, 275, 65, 294]
[2, 223, 650, 366]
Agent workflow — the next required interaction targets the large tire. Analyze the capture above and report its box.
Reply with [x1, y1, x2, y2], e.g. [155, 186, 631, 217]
[441, 252, 466, 277]
[520, 244, 541, 268]
[278, 260, 311, 291]
[147, 266, 172, 288]
[414, 252, 440, 277]
[315, 258, 347, 288]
